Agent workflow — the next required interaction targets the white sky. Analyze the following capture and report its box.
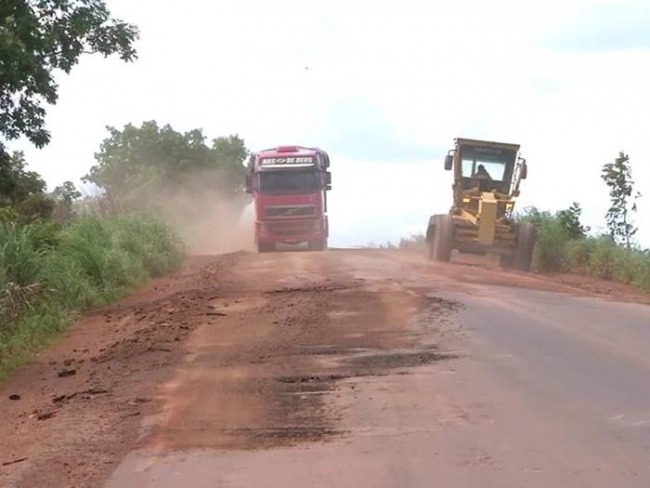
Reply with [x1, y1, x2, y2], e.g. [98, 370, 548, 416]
[12, 0, 650, 248]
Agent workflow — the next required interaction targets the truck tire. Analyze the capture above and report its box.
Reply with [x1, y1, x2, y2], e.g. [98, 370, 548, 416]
[257, 242, 275, 253]
[431, 214, 453, 263]
[308, 239, 327, 251]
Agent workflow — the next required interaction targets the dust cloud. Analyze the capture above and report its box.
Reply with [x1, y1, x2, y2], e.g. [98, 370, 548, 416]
[146, 170, 256, 255]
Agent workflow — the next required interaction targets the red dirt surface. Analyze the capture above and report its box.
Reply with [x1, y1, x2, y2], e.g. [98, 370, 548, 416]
[0, 254, 241, 487]
[1, 249, 647, 488]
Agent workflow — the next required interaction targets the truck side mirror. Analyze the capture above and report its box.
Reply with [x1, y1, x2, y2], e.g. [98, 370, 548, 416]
[325, 171, 332, 190]
[444, 154, 453, 171]
[520, 161, 528, 179]
[245, 175, 252, 194]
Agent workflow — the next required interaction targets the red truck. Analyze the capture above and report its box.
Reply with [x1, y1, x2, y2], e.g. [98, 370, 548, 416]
[245, 145, 332, 252]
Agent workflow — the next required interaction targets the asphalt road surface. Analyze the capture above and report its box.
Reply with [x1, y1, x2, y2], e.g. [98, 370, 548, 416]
[1, 249, 649, 487]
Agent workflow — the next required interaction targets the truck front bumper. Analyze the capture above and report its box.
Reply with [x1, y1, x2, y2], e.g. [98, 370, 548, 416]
[257, 218, 328, 244]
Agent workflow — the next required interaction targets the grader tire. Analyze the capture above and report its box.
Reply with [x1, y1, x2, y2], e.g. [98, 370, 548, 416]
[425, 216, 437, 261]
[499, 225, 517, 269]
[431, 214, 453, 263]
[513, 222, 537, 271]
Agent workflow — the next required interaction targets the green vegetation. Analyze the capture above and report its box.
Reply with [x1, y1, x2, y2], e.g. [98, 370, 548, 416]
[0, 119, 250, 378]
[399, 233, 426, 251]
[601, 152, 641, 249]
[523, 152, 648, 291]
[0, 1, 156, 378]
[1, 0, 138, 159]
[0, 215, 184, 377]
[0, 6, 253, 378]
[516, 205, 650, 291]
[84, 121, 249, 216]
[0, 150, 82, 224]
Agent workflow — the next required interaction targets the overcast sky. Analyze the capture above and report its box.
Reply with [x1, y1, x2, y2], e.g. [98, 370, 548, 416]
[13, 0, 650, 248]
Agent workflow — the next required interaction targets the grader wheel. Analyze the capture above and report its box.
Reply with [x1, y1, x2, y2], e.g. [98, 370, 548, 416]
[429, 214, 454, 263]
[514, 222, 537, 271]
[501, 222, 537, 271]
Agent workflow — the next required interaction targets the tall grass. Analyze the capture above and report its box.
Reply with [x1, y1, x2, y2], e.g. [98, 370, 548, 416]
[518, 210, 650, 292]
[0, 215, 185, 378]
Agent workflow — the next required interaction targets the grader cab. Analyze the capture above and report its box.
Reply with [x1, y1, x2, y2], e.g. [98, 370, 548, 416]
[426, 137, 537, 271]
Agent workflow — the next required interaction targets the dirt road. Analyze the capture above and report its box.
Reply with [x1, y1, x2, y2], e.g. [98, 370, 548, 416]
[1, 249, 649, 487]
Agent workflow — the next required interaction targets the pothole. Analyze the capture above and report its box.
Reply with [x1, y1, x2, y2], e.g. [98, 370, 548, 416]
[276, 374, 348, 384]
[343, 350, 457, 371]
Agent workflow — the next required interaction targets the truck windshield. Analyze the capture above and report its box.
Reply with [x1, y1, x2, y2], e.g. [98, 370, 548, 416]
[258, 171, 322, 194]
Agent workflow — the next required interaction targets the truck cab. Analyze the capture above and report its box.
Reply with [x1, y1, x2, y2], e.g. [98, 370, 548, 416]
[245, 145, 332, 252]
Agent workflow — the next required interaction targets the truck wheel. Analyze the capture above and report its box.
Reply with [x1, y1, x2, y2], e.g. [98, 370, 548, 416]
[258, 242, 275, 253]
[512, 222, 537, 271]
[432, 214, 453, 262]
[308, 239, 327, 251]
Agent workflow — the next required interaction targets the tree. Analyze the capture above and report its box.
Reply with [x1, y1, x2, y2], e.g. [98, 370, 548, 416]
[51, 180, 82, 223]
[0, 0, 139, 157]
[83, 121, 250, 215]
[0, 151, 47, 206]
[556, 202, 589, 239]
[52, 181, 82, 205]
[0, 151, 56, 222]
[515, 206, 552, 229]
[601, 152, 641, 248]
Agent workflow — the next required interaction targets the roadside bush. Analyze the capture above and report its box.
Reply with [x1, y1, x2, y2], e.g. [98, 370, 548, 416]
[563, 238, 595, 275]
[517, 207, 650, 292]
[0, 215, 185, 378]
[399, 233, 427, 252]
[522, 211, 570, 272]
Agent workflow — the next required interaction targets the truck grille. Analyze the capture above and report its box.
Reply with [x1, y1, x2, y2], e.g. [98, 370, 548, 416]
[265, 206, 316, 218]
[269, 220, 315, 236]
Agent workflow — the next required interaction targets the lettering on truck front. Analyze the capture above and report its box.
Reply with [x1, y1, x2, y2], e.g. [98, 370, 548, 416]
[261, 157, 315, 166]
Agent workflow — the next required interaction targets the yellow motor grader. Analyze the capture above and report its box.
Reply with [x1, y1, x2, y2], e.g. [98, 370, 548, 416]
[425, 137, 537, 271]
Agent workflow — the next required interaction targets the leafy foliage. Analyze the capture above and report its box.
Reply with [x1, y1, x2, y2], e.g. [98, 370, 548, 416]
[556, 202, 589, 239]
[0, 151, 83, 223]
[517, 206, 569, 271]
[0, 215, 185, 377]
[0, 150, 55, 222]
[601, 152, 641, 248]
[516, 205, 649, 291]
[0, 151, 46, 206]
[84, 121, 250, 214]
[51, 180, 82, 223]
[0, 0, 139, 156]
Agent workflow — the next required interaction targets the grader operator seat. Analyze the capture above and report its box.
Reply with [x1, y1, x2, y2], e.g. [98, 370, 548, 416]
[461, 158, 513, 194]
